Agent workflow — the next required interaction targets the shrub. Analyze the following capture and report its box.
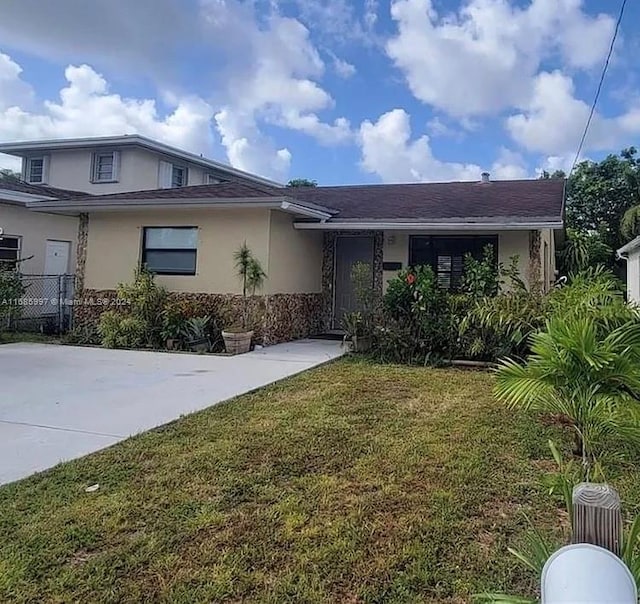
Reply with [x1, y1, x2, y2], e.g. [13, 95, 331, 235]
[0, 265, 24, 329]
[374, 266, 455, 364]
[98, 311, 147, 349]
[116, 267, 167, 347]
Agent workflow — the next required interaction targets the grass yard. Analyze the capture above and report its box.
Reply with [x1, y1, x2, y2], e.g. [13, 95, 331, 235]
[1, 358, 625, 603]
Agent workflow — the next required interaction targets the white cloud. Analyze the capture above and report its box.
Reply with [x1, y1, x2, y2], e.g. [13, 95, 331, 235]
[358, 109, 526, 183]
[0, 53, 34, 111]
[201, 2, 353, 174]
[329, 53, 357, 79]
[506, 70, 640, 155]
[386, 0, 615, 117]
[0, 61, 217, 170]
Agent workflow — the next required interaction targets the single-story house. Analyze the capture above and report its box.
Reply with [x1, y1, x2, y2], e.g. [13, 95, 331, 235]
[617, 236, 640, 303]
[26, 175, 565, 343]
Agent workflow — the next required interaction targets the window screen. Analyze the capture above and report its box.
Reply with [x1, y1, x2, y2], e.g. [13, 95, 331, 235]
[0, 235, 20, 265]
[142, 227, 197, 275]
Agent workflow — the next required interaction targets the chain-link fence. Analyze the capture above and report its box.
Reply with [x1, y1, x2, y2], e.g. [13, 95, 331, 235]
[4, 274, 75, 333]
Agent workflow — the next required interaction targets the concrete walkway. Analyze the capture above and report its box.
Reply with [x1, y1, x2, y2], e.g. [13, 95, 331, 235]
[0, 339, 343, 485]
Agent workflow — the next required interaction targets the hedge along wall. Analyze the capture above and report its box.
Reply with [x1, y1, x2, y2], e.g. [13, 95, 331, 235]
[74, 290, 324, 346]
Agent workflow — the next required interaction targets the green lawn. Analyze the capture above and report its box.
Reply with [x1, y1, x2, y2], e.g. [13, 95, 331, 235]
[0, 358, 616, 603]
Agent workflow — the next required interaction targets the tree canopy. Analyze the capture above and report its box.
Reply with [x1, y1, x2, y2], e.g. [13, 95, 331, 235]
[287, 178, 317, 187]
[0, 168, 20, 183]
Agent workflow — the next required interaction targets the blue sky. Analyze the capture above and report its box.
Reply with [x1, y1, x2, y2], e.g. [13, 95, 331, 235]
[0, 0, 638, 185]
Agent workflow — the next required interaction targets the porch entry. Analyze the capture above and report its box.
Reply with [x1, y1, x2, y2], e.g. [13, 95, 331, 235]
[333, 235, 374, 329]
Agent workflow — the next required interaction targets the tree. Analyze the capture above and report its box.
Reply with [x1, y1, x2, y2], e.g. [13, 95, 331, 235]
[539, 169, 566, 180]
[0, 168, 20, 183]
[287, 178, 317, 187]
[565, 148, 640, 253]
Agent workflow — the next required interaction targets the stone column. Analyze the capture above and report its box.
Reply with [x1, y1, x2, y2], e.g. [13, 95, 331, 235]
[75, 213, 89, 294]
[528, 229, 542, 293]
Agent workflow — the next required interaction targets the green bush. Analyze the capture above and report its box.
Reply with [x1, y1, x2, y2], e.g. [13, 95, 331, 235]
[0, 265, 24, 328]
[98, 311, 147, 349]
[116, 267, 167, 347]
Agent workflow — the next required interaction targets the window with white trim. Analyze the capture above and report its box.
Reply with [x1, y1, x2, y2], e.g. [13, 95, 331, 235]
[92, 151, 119, 182]
[26, 157, 45, 183]
[0, 234, 20, 265]
[142, 227, 197, 275]
[171, 165, 187, 188]
[206, 174, 221, 184]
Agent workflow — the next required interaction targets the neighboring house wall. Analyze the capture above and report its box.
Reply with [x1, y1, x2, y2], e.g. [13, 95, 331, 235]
[627, 250, 640, 303]
[0, 202, 77, 275]
[22, 148, 216, 194]
[266, 211, 323, 294]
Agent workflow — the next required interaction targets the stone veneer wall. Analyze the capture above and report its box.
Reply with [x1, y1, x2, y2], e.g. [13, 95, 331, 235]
[528, 230, 543, 294]
[74, 290, 323, 346]
[321, 231, 384, 329]
[74, 213, 89, 293]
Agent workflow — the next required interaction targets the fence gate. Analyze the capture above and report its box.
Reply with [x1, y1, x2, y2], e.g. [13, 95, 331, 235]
[5, 274, 76, 334]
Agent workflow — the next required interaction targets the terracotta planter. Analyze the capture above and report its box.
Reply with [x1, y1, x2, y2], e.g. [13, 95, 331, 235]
[222, 330, 253, 355]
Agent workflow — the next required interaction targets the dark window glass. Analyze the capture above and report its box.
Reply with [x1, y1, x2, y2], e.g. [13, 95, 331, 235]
[171, 166, 186, 188]
[28, 158, 44, 183]
[142, 227, 197, 275]
[409, 236, 497, 291]
[0, 236, 20, 264]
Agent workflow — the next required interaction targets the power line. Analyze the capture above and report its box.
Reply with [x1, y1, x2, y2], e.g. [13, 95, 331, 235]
[569, 0, 627, 175]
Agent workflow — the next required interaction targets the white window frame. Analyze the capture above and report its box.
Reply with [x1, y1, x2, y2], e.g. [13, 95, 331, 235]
[171, 164, 187, 188]
[91, 150, 120, 183]
[0, 233, 21, 265]
[25, 156, 48, 184]
[206, 174, 221, 185]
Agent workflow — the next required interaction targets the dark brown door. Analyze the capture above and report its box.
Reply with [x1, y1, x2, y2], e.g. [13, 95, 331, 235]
[333, 236, 374, 328]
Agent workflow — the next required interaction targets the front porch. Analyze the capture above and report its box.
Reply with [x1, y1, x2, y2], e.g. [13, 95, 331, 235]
[319, 229, 547, 331]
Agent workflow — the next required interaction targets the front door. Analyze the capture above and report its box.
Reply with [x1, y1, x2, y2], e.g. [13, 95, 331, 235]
[333, 235, 374, 329]
[44, 240, 70, 275]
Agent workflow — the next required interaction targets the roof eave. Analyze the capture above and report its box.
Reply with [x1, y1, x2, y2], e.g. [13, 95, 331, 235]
[293, 219, 564, 231]
[617, 236, 640, 257]
[25, 196, 333, 219]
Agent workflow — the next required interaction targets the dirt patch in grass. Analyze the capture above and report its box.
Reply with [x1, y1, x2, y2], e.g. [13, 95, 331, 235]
[0, 358, 583, 603]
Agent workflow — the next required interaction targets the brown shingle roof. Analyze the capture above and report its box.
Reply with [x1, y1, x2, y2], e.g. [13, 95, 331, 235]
[288, 179, 565, 221]
[0, 180, 88, 199]
[67, 181, 285, 203]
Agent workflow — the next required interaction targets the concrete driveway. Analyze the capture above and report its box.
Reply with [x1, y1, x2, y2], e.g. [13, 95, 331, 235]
[0, 339, 343, 485]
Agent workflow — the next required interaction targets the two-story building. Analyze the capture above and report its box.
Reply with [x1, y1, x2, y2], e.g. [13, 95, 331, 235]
[0, 135, 279, 194]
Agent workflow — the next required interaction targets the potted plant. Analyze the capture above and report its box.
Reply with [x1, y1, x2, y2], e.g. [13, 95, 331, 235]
[182, 316, 211, 353]
[160, 304, 187, 350]
[222, 243, 267, 355]
[342, 311, 372, 352]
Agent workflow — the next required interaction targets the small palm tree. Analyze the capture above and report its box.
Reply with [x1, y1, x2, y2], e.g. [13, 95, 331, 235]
[233, 242, 266, 330]
[495, 315, 640, 475]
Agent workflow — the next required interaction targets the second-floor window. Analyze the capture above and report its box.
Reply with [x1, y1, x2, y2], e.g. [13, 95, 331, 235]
[92, 151, 119, 182]
[171, 165, 187, 188]
[26, 157, 46, 184]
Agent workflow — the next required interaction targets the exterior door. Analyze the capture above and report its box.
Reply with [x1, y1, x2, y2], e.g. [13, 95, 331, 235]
[333, 235, 374, 328]
[44, 240, 70, 275]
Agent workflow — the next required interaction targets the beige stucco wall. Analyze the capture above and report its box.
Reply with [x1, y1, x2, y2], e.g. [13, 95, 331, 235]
[381, 230, 533, 292]
[27, 148, 211, 194]
[84, 209, 271, 293]
[266, 211, 322, 294]
[0, 203, 77, 274]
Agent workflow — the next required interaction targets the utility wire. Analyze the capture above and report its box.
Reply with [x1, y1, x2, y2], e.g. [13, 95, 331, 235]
[569, 0, 627, 175]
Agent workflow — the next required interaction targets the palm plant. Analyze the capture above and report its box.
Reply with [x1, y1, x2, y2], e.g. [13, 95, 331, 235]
[233, 242, 266, 330]
[495, 315, 640, 473]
